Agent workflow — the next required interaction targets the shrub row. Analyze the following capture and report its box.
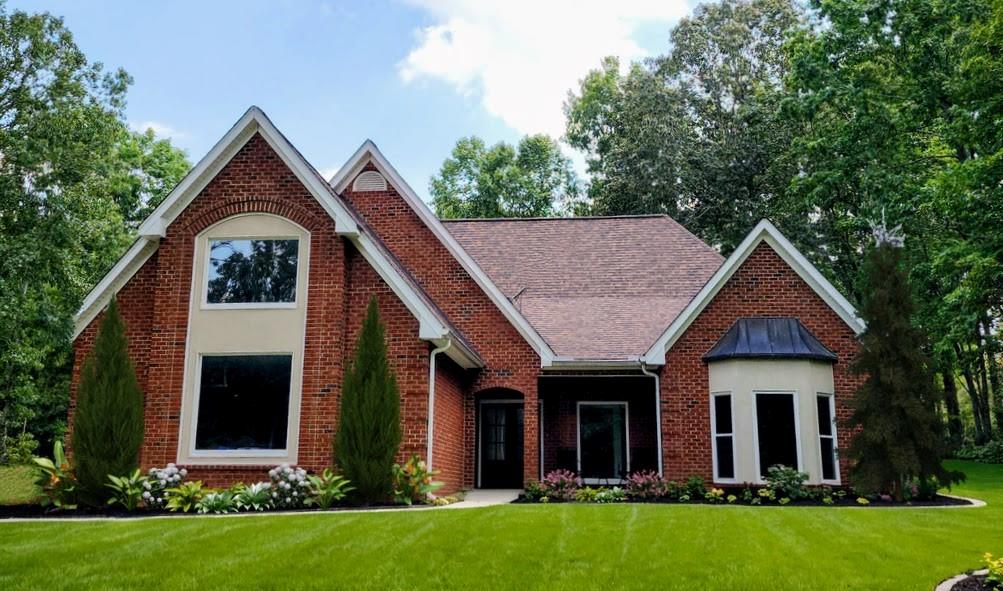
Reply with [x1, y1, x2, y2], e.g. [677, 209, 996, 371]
[523, 466, 936, 506]
[32, 445, 449, 513]
[954, 440, 1003, 464]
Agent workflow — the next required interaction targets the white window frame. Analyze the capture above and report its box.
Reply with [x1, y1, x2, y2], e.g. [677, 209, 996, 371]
[201, 234, 302, 310]
[576, 401, 631, 485]
[188, 351, 297, 460]
[751, 390, 803, 484]
[709, 391, 737, 484]
[816, 392, 841, 485]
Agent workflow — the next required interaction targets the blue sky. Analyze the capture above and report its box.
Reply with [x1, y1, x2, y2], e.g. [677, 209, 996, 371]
[14, 0, 694, 200]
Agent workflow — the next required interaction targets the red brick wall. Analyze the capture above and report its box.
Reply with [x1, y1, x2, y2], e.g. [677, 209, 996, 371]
[343, 166, 542, 488]
[432, 356, 469, 492]
[662, 242, 862, 482]
[69, 134, 433, 489]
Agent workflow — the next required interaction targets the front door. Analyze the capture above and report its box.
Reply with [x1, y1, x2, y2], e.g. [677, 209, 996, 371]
[578, 402, 629, 483]
[479, 403, 524, 488]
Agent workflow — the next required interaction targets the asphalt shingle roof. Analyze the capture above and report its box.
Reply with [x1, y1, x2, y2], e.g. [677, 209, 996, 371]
[443, 215, 724, 360]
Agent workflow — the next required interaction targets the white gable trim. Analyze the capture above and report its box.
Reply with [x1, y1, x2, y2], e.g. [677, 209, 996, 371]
[75, 107, 483, 368]
[642, 219, 865, 366]
[138, 107, 358, 239]
[330, 140, 558, 367]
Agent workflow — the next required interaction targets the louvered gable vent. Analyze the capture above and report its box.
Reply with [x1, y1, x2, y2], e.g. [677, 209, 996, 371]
[352, 170, 387, 192]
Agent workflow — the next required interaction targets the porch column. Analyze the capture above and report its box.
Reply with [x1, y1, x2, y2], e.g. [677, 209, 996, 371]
[523, 381, 539, 486]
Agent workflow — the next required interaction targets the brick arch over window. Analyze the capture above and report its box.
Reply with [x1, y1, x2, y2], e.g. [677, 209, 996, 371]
[176, 198, 323, 239]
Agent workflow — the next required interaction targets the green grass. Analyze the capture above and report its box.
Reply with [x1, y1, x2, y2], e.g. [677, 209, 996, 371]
[0, 465, 39, 505]
[0, 461, 999, 590]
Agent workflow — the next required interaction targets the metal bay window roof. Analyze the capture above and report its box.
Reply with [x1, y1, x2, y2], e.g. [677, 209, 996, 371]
[703, 317, 838, 363]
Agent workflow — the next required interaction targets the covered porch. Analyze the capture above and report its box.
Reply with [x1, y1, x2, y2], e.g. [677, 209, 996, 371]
[539, 375, 660, 484]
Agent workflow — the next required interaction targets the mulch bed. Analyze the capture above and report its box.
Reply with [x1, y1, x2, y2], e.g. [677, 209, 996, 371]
[513, 493, 973, 507]
[0, 502, 426, 520]
[950, 574, 993, 591]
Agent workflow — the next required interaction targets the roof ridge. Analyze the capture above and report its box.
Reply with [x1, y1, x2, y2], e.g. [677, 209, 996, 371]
[441, 214, 670, 222]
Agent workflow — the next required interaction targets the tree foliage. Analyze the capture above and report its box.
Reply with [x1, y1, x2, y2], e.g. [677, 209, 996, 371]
[335, 298, 402, 504]
[431, 134, 581, 218]
[565, 0, 801, 250]
[847, 238, 962, 499]
[71, 299, 144, 506]
[0, 3, 188, 459]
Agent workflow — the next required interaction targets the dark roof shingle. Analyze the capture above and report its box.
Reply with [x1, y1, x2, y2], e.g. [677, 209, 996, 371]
[703, 317, 837, 363]
[443, 215, 724, 359]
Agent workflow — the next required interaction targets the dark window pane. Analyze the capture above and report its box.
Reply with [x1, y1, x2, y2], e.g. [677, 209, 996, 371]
[820, 438, 836, 481]
[756, 394, 798, 478]
[207, 239, 299, 304]
[195, 355, 292, 450]
[816, 395, 833, 436]
[714, 395, 732, 434]
[716, 436, 735, 479]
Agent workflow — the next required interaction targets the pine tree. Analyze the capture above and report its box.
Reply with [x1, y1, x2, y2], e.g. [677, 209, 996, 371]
[847, 230, 963, 500]
[71, 298, 144, 505]
[336, 298, 402, 504]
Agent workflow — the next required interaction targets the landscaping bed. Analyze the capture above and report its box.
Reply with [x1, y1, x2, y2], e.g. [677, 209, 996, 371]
[0, 500, 427, 520]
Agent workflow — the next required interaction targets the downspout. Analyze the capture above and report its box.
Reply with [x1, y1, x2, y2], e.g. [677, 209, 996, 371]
[426, 339, 452, 471]
[640, 361, 664, 478]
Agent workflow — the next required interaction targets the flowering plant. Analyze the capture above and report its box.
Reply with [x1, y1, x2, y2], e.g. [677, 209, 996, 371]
[269, 464, 311, 509]
[625, 470, 665, 501]
[392, 454, 443, 505]
[32, 440, 77, 509]
[144, 463, 187, 509]
[985, 552, 1003, 588]
[541, 469, 581, 502]
[594, 487, 626, 503]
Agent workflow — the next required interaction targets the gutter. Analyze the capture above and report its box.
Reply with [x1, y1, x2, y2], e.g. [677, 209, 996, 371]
[639, 361, 664, 478]
[426, 339, 452, 471]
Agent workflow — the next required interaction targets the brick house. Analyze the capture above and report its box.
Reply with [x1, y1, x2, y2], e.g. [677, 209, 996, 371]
[70, 107, 865, 493]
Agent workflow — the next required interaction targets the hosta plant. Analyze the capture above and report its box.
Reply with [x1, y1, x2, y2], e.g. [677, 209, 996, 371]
[765, 465, 810, 500]
[307, 469, 354, 509]
[575, 486, 600, 503]
[197, 491, 238, 514]
[32, 440, 77, 509]
[594, 487, 626, 503]
[268, 464, 311, 509]
[165, 481, 206, 512]
[392, 454, 443, 505]
[985, 552, 1003, 588]
[235, 482, 273, 511]
[106, 469, 147, 511]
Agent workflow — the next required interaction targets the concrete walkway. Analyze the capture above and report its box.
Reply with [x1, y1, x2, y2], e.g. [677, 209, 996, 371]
[445, 489, 521, 509]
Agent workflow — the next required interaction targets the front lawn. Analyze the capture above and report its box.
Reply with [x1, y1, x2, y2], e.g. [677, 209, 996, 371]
[0, 461, 999, 590]
[0, 465, 39, 505]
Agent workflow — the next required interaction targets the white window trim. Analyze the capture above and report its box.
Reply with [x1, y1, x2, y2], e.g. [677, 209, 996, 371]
[475, 399, 523, 489]
[201, 233, 302, 310]
[710, 391, 738, 484]
[187, 351, 299, 460]
[816, 392, 841, 485]
[576, 401, 631, 485]
[750, 390, 803, 485]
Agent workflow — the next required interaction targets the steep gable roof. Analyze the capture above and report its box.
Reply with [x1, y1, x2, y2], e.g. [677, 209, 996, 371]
[643, 219, 866, 365]
[329, 140, 558, 366]
[444, 215, 724, 361]
[75, 107, 482, 369]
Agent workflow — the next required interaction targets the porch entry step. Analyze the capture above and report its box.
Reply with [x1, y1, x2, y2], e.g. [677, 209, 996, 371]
[449, 489, 521, 508]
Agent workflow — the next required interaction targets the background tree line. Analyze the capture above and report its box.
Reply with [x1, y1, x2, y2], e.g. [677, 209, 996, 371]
[0, 3, 189, 462]
[433, 0, 1003, 447]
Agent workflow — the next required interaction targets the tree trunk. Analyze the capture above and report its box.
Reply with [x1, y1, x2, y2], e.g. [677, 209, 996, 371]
[956, 342, 990, 444]
[984, 316, 1002, 437]
[941, 368, 963, 447]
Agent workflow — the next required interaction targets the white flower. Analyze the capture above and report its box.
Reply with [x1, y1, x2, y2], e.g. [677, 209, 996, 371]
[142, 491, 151, 499]
[179, 469, 187, 477]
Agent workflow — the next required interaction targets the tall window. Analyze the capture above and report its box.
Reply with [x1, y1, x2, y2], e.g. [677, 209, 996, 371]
[206, 238, 299, 304]
[755, 392, 799, 479]
[578, 402, 629, 482]
[711, 393, 735, 480]
[816, 394, 838, 481]
[195, 355, 293, 451]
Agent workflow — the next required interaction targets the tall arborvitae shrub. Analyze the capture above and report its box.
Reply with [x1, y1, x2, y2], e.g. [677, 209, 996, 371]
[847, 227, 963, 500]
[336, 298, 402, 504]
[71, 299, 144, 505]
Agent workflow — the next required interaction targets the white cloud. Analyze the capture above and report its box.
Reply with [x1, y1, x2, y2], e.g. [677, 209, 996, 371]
[319, 166, 341, 181]
[398, 0, 688, 138]
[130, 120, 188, 140]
